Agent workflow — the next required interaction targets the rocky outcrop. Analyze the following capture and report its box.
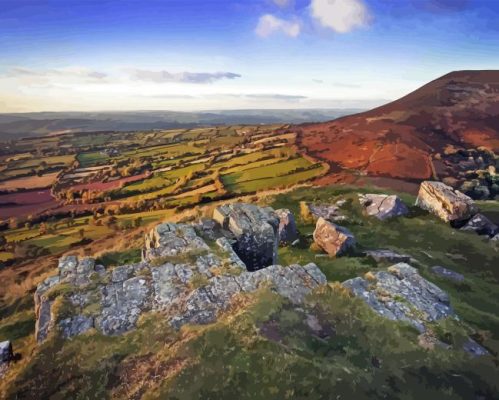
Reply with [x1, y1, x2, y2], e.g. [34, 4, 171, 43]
[358, 194, 408, 220]
[213, 203, 279, 271]
[343, 263, 454, 333]
[275, 208, 298, 244]
[364, 249, 412, 264]
[460, 213, 499, 237]
[34, 204, 327, 342]
[313, 218, 356, 256]
[415, 181, 477, 223]
[34, 256, 105, 342]
[430, 266, 464, 282]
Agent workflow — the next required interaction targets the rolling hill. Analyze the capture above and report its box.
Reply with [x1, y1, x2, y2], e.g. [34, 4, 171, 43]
[299, 70, 499, 183]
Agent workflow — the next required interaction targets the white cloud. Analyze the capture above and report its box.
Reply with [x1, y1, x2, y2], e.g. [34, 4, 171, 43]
[129, 70, 241, 84]
[255, 14, 301, 38]
[5, 67, 108, 80]
[310, 0, 370, 33]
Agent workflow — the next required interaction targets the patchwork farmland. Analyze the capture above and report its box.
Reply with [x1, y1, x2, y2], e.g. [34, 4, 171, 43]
[0, 125, 328, 264]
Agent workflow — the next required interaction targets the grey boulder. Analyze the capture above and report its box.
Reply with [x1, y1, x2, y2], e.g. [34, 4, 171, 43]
[358, 194, 408, 220]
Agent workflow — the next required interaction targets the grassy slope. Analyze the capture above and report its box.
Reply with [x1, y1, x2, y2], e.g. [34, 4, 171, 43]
[1, 185, 498, 399]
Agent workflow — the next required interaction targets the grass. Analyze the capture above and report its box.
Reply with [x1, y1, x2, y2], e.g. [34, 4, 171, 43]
[96, 248, 142, 267]
[77, 151, 109, 167]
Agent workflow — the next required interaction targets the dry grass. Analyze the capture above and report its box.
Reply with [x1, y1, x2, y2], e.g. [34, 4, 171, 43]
[0, 172, 60, 190]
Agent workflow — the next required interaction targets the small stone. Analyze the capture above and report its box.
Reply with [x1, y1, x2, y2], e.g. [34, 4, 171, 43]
[462, 337, 489, 357]
[430, 266, 464, 282]
[365, 249, 412, 264]
[460, 213, 499, 237]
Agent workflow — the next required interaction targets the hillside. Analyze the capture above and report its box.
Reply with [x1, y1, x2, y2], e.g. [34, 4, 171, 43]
[299, 70, 499, 184]
[0, 109, 361, 141]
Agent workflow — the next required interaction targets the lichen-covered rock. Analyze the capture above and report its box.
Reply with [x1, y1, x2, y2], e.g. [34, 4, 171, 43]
[143, 223, 210, 262]
[35, 208, 327, 342]
[97, 275, 151, 335]
[365, 249, 412, 264]
[430, 266, 464, 282]
[59, 315, 94, 339]
[300, 202, 346, 222]
[170, 263, 326, 329]
[34, 256, 105, 342]
[313, 217, 355, 256]
[213, 203, 279, 271]
[343, 263, 454, 332]
[358, 194, 408, 220]
[415, 181, 477, 222]
[275, 208, 298, 244]
[460, 213, 499, 237]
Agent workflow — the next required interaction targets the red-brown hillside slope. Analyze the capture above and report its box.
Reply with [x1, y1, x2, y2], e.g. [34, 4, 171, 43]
[299, 70, 499, 182]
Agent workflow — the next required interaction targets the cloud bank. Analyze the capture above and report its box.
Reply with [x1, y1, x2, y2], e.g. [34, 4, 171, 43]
[5, 67, 108, 80]
[129, 70, 242, 84]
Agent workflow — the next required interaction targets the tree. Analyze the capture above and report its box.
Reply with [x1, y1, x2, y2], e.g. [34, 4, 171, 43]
[0, 235, 6, 250]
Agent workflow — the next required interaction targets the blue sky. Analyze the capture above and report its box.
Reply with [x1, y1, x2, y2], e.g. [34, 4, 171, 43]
[0, 0, 498, 112]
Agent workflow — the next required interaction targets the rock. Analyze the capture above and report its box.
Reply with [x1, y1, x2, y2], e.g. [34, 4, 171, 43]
[0, 341, 13, 363]
[97, 276, 151, 335]
[365, 249, 412, 264]
[34, 207, 328, 341]
[415, 181, 477, 223]
[143, 223, 210, 262]
[313, 217, 356, 256]
[462, 337, 489, 357]
[343, 263, 455, 332]
[460, 213, 499, 237]
[213, 203, 279, 271]
[171, 263, 326, 329]
[430, 266, 464, 282]
[275, 208, 299, 244]
[34, 258, 104, 342]
[59, 315, 94, 339]
[358, 194, 408, 220]
[300, 202, 344, 222]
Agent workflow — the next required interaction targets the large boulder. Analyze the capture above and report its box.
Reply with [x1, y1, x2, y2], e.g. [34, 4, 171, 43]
[213, 203, 279, 271]
[275, 208, 299, 244]
[343, 263, 454, 332]
[460, 213, 499, 237]
[358, 194, 408, 220]
[313, 217, 356, 256]
[415, 181, 477, 223]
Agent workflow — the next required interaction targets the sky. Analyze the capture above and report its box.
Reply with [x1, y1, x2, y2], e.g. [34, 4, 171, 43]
[0, 0, 498, 112]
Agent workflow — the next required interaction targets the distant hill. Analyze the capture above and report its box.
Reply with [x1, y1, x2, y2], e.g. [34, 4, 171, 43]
[0, 109, 362, 141]
[299, 70, 499, 181]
